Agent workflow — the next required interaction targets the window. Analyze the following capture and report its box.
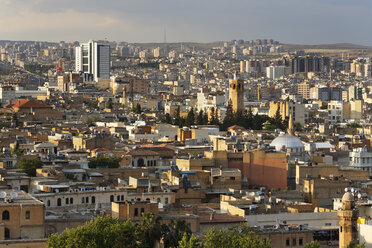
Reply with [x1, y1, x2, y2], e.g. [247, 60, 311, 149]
[165, 198, 169, 204]
[141, 208, 145, 214]
[4, 228, 9, 239]
[157, 198, 161, 203]
[2, 210, 9, 220]
[134, 208, 138, 217]
[47, 200, 50, 207]
[286, 239, 290, 246]
[293, 238, 296, 246]
[66, 198, 69, 205]
[70, 198, 73, 204]
[299, 238, 303, 246]
[110, 195, 114, 202]
[57, 198, 61, 207]
[230, 177, 235, 181]
[121, 195, 124, 201]
[340, 226, 343, 233]
[117, 195, 120, 202]
[92, 196, 95, 204]
[25, 211, 30, 220]
[81, 197, 84, 204]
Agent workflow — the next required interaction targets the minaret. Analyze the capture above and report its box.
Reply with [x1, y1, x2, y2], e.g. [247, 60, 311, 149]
[229, 76, 244, 113]
[287, 114, 294, 135]
[338, 192, 358, 248]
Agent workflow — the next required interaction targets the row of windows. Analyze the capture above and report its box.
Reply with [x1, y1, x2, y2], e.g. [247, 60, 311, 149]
[351, 157, 372, 164]
[286, 238, 303, 246]
[47, 195, 170, 207]
[2, 210, 30, 221]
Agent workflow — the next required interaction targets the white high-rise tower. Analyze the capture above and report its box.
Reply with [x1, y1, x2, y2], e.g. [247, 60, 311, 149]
[75, 40, 110, 82]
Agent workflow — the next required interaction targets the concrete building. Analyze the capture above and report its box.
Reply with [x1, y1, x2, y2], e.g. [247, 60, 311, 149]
[349, 147, 372, 176]
[297, 82, 310, 99]
[327, 101, 343, 124]
[266, 65, 285, 79]
[0, 86, 15, 104]
[75, 40, 110, 82]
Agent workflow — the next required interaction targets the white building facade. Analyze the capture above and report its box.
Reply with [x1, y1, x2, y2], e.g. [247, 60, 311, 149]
[75, 40, 110, 82]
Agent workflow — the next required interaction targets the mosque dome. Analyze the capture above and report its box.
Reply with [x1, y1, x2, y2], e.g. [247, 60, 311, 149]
[342, 192, 354, 202]
[270, 134, 304, 152]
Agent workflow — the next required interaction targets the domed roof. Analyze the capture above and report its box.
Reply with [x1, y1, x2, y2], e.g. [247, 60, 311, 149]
[342, 192, 354, 202]
[270, 134, 304, 150]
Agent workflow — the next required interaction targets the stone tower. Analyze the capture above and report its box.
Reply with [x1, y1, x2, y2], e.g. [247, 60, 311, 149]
[229, 78, 244, 112]
[338, 192, 359, 248]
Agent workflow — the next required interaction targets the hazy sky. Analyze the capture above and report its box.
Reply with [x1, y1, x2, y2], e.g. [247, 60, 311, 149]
[0, 0, 371, 45]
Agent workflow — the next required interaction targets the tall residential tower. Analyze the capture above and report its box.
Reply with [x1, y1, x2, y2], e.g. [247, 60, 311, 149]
[75, 40, 110, 82]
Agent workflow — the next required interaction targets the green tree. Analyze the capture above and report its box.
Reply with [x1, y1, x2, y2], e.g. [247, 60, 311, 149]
[178, 234, 202, 248]
[164, 113, 172, 124]
[88, 155, 122, 169]
[203, 225, 271, 248]
[197, 110, 204, 125]
[132, 103, 142, 114]
[64, 173, 75, 181]
[18, 158, 43, 177]
[347, 241, 365, 248]
[12, 113, 19, 127]
[12, 141, 23, 156]
[107, 98, 113, 110]
[304, 241, 320, 248]
[186, 108, 196, 127]
[294, 122, 302, 132]
[136, 213, 163, 248]
[346, 122, 362, 128]
[47, 216, 137, 248]
[163, 219, 192, 248]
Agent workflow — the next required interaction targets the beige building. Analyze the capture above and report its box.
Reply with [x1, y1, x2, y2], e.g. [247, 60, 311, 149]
[0, 190, 46, 247]
[269, 101, 307, 125]
[297, 82, 310, 99]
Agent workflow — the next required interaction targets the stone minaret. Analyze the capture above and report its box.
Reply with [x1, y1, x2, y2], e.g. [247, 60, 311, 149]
[287, 114, 294, 135]
[338, 192, 359, 248]
[229, 77, 244, 113]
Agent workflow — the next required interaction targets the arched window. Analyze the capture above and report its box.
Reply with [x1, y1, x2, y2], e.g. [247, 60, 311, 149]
[4, 228, 9, 239]
[86, 197, 89, 203]
[117, 195, 120, 202]
[110, 195, 114, 202]
[47, 200, 50, 207]
[2, 210, 9, 220]
[57, 198, 61, 206]
[92, 196, 95, 204]
[121, 195, 124, 201]
[65, 198, 69, 205]
[70, 198, 73, 204]
[138, 158, 145, 167]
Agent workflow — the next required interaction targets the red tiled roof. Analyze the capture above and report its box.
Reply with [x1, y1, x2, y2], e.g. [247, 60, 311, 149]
[128, 149, 160, 157]
[4, 99, 52, 109]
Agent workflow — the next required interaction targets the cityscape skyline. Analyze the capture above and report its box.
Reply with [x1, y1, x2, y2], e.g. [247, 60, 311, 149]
[0, 0, 371, 45]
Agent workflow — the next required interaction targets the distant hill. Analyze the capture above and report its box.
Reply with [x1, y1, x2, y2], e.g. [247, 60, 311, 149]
[282, 43, 372, 51]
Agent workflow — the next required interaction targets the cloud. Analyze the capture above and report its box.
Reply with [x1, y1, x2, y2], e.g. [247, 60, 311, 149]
[0, 0, 370, 45]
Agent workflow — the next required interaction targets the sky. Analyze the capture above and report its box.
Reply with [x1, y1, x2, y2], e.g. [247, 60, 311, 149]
[0, 0, 371, 45]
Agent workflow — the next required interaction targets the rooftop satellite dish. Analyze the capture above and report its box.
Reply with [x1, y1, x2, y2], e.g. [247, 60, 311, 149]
[0, 192, 6, 198]
[55, 189, 59, 193]
[96, 187, 99, 191]
[10, 192, 18, 199]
